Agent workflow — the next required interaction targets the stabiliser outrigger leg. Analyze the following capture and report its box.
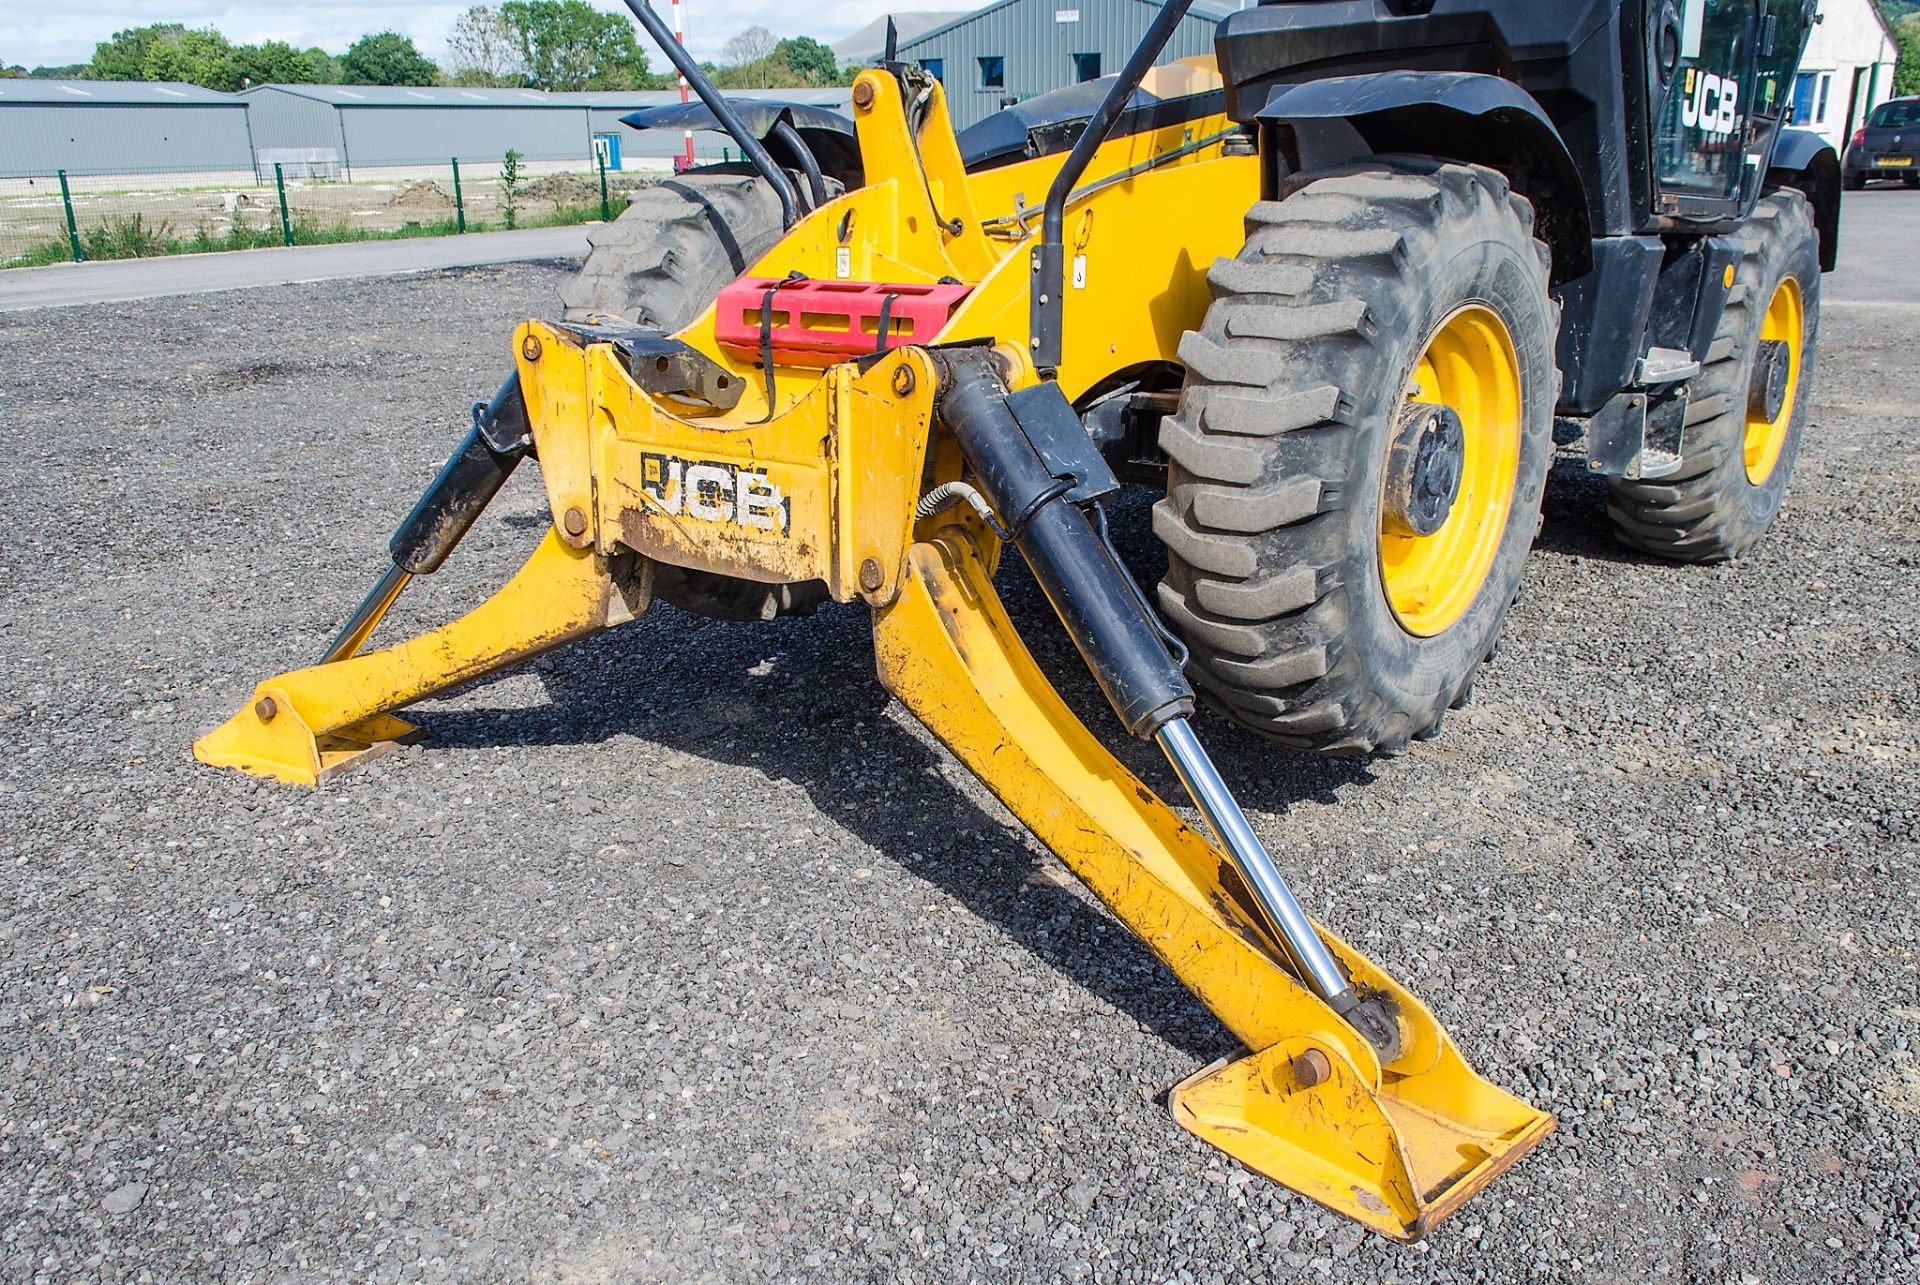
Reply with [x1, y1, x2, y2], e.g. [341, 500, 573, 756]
[931, 351, 1402, 1058]
[195, 329, 1551, 1239]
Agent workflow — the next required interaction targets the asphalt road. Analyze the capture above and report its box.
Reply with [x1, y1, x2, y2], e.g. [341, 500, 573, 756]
[0, 226, 592, 312]
[0, 191, 1915, 1283]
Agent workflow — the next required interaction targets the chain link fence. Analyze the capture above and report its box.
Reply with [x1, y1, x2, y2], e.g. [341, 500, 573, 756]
[1, 155, 663, 268]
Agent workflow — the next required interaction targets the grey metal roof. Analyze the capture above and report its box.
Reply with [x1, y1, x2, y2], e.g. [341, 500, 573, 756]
[899, 0, 1240, 51]
[0, 79, 241, 106]
[242, 84, 853, 111]
[244, 84, 571, 108]
[831, 12, 974, 61]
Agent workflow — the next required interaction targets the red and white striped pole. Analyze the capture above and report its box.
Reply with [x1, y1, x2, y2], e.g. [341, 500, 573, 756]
[671, 0, 695, 169]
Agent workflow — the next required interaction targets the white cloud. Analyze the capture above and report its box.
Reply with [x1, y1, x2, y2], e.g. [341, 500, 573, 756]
[7, 1, 907, 71]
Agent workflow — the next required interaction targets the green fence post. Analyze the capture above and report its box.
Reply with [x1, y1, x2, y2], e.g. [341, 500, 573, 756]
[597, 149, 611, 223]
[57, 169, 83, 263]
[451, 158, 466, 233]
[274, 163, 294, 247]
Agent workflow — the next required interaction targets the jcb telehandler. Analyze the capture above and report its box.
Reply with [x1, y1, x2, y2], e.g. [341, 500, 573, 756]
[196, 0, 1835, 1240]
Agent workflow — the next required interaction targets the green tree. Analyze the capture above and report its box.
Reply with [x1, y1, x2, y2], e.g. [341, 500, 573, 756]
[717, 26, 777, 88]
[774, 36, 837, 86]
[2, 64, 24, 79]
[446, 6, 524, 87]
[227, 40, 316, 89]
[85, 24, 187, 80]
[29, 64, 88, 78]
[498, 0, 655, 90]
[301, 47, 343, 83]
[141, 28, 234, 86]
[1896, 18, 1920, 97]
[340, 31, 439, 86]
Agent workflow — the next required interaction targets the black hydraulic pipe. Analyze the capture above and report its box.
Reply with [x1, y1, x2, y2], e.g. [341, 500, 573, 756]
[936, 353, 1193, 739]
[1029, 0, 1195, 374]
[771, 119, 829, 210]
[388, 372, 533, 576]
[321, 373, 532, 663]
[619, 0, 801, 229]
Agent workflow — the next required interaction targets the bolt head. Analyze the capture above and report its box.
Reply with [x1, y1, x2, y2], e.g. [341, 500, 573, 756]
[891, 363, 916, 397]
[521, 334, 543, 362]
[254, 696, 278, 723]
[562, 506, 589, 537]
[852, 79, 876, 109]
[1290, 1048, 1332, 1089]
[859, 557, 885, 592]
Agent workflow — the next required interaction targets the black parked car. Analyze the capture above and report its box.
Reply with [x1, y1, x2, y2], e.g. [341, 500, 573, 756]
[1845, 96, 1920, 188]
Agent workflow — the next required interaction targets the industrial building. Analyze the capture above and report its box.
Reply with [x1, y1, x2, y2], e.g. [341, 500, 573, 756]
[239, 84, 853, 177]
[896, 0, 1234, 131]
[0, 79, 255, 176]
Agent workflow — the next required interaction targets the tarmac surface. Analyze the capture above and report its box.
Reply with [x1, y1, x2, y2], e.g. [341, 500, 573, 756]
[0, 190, 1915, 1282]
[0, 225, 592, 312]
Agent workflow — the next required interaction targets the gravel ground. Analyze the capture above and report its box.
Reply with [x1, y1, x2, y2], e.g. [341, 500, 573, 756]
[1, 192, 1916, 1284]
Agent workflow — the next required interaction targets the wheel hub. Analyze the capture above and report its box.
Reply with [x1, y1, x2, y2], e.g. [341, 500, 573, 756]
[1382, 402, 1466, 538]
[1743, 276, 1803, 486]
[1749, 338, 1791, 423]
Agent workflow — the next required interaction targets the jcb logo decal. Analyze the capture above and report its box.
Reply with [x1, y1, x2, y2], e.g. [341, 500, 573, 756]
[1681, 67, 1739, 137]
[640, 453, 790, 534]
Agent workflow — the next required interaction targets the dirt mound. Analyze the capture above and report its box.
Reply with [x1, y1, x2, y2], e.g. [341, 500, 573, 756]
[522, 173, 601, 205]
[390, 180, 454, 209]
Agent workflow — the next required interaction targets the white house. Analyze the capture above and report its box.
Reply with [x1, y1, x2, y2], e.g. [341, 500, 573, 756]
[1790, 0, 1899, 151]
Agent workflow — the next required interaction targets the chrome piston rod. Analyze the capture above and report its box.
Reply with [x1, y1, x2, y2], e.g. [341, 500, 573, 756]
[319, 562, 412, 664]
[1156, 717, 1353, 1004]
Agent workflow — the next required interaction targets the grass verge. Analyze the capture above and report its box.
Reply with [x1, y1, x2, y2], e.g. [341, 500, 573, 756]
[5, 203, 605, 270]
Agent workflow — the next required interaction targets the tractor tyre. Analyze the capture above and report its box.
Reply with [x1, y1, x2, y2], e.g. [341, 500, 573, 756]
[1156, 159, 1557, 755]
[1605, 188, 1820, 561]
[559, 169, 831, 621]
[559, 169, 791, 328]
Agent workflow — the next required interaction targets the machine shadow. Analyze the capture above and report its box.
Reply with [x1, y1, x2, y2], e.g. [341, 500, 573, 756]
[415, 493, 1374, 1062]
[1532, 453, 1670, 566]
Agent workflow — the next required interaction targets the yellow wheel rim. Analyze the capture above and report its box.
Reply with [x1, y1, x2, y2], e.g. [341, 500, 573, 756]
[1379, 305, 1522, 638]
[1743, 276, 1803, 486]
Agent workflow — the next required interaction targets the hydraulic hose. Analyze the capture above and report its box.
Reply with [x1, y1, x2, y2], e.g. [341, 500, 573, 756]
[319, 373, 532, 664]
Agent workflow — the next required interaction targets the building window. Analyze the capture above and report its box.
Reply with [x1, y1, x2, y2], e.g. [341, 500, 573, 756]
[1816, 72, 1830, 123]
[920, 57, 944, 83]
[1791, 71, 1815, 124]
[978, 55, 1004, 89]
[1072, 52, 1101, 82]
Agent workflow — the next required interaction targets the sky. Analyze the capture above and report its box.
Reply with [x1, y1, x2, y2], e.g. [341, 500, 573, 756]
[4, 1, 908, 70]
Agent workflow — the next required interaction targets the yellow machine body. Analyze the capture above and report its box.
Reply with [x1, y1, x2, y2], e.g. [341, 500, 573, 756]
[196, 64, 1552, 1239]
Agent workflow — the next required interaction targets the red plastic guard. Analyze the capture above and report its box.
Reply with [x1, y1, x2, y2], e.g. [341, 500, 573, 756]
[714, 277, 973, 367]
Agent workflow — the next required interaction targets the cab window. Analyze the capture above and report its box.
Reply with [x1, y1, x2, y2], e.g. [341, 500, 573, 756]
[1654, 0, 1757, 203]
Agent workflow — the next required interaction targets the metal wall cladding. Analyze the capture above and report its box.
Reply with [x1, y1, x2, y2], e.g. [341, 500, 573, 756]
[243, 91, 342, 155]
[901, 0, 1225, 131]
[0, 104, 255, 176]
[339, 107, 590, 166]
